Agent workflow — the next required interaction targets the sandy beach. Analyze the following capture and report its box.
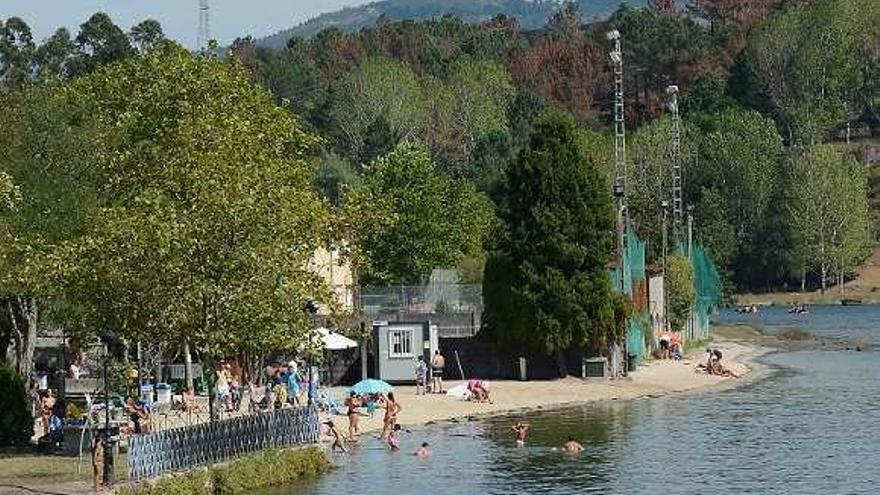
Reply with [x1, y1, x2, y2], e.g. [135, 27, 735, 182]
[322, 336, 767, 436]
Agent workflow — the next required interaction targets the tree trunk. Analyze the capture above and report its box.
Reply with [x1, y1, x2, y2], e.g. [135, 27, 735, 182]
[184, 341, 194, 391]
[555, 350, 567, 378]
[16, 297, 37, 380]
[800, 266, 806, 292]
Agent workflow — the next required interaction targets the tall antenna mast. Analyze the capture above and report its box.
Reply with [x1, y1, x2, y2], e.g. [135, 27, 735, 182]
[198, 0, 211, 50]
[667, 84, 683, 242]
[607, 29, 628, 290]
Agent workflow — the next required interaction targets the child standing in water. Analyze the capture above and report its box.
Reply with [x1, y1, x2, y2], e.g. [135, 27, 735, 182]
[512, 422, 530, 446]
[325, 421, 347, 453]
[387, 423, 402, 451]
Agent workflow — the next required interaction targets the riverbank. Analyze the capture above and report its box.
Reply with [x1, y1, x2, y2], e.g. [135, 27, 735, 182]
[319, 330, 768, 438]
[0, 329, 767, 495]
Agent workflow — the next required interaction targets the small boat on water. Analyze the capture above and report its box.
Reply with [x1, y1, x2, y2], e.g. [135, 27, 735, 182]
[840, 298, 863, 306]
[788, 305, 809, 315]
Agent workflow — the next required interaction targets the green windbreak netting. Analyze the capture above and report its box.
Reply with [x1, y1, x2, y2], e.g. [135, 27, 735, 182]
[691, 244, 722, 340]
[611, 225, 650, 363]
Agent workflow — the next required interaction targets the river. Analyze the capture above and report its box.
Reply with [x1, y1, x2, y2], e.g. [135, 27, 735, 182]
[269, 305, 880, 495]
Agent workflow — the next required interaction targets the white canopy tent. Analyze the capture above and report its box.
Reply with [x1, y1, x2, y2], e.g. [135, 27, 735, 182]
[315, 327, 358, 351]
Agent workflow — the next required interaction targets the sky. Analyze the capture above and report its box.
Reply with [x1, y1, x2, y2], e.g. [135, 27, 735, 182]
[2, 0, 373, 49]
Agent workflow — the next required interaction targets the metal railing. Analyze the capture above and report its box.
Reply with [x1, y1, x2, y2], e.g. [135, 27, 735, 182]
[128, 406, 319, 481]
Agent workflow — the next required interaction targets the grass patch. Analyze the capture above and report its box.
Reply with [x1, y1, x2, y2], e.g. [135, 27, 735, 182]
[0, 448, 129, 486]
[118, 447, 330, 495]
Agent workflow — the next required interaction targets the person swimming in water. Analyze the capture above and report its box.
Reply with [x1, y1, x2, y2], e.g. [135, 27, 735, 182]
[562, 437, 584, 453]
[512, 422, 530, 446]
[414, 442, 431, 456]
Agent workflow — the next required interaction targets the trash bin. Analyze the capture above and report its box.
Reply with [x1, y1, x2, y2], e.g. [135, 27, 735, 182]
[517, 357, 527, 381]
[583, 357, 608, 378]
[155, 383, 172, 404]
[627, 354, 637, 373]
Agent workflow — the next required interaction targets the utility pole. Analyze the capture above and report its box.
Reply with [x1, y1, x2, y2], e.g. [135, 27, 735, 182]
[607, 29, 628, 377]
[197, 0, 211, 50]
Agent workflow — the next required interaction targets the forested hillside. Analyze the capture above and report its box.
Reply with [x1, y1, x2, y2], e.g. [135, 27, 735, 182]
[258, 0, 630, 47]
[2, 0, 879, 297]
[233, 0, 880, 293]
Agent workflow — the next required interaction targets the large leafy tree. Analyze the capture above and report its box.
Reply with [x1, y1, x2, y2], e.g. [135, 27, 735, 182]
[345, 141, 493, 285]
[71, 12, 135, 75]
[0, 86, 99, 376]
[48, 45, 331, 362]
[328, 57, 427, 162]
[483, 112, 618, 368]
[0, 17, 35, 90]
[785, 145, 870, 292]
[687, 108, 785, 289]
[745, 0, 879, 144]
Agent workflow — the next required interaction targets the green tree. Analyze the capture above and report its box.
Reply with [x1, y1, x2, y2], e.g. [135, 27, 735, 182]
[687, 108, 785, 289]
[345, 141, 493, 285]
[34, 28, 77, 81]
[48, 45, 332, 365]
[0, 364, 31, 446]
[666, 255, 695, 332]
[429, 57, 515, 175]
[785, 145, 870, 292]
[328, 57, 427, 162]
[746, 0, 879, 144]
[483, 112, 618, 369]
[0, 17, 35, 90]
[129, 19, 165, 53]
[0, 86, 98, 376]
[72, 12, 134, 75]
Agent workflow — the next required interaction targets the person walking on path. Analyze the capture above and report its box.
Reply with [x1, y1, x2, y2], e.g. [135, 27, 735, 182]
[415, 356, 428, 395]
[431, 350, 445, 394]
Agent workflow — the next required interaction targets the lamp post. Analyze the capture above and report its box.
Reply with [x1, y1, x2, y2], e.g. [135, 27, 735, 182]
[303, 301, 319, 407]
[661, 200, 670, 332]
[99, 326, 118, 488]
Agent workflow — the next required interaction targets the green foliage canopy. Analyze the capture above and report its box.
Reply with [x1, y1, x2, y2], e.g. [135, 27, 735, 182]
[345, 141, 493, 285]
[483, 112, 618, 354]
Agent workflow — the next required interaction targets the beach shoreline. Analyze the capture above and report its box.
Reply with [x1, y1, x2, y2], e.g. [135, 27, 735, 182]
[322, 332, 773, 437]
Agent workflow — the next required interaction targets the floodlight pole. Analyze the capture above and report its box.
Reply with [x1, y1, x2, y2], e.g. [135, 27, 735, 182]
[667, 85, 683, 246]
[608, 29, 628, 293]
[608, 29, 629, 377]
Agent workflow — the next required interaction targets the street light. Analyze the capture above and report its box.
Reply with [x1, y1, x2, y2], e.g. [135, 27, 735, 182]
[660, 200, 670, 333]
[99, 326, 118, 488]
[303, 301, 319, 407]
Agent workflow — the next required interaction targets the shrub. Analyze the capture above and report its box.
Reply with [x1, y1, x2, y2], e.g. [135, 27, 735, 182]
[119, 447, 330, 495]
[212, 447, 331, 494]
[0, 364, 33, 446]
[667, 255, 696, 332]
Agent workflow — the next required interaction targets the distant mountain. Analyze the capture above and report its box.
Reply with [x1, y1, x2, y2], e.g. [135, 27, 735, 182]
[258, 0, 637, 49]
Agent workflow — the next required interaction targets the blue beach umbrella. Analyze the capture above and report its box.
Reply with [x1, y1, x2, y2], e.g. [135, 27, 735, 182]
[350, 379, 393, 395]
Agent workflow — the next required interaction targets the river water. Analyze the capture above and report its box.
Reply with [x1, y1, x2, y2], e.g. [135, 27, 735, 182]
[272, 306, 880, 495]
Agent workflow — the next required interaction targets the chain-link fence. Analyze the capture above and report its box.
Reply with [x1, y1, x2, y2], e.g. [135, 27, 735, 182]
[360, 284, 483, 336]
[128, 406, 319, 481]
